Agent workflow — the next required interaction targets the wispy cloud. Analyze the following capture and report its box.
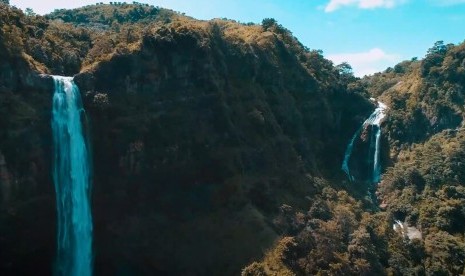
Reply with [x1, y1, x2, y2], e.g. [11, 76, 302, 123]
[324, 0, 404, 12]
[327, 48, 401, 77]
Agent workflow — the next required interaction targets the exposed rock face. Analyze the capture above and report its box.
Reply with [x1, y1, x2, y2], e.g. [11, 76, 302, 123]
[0, 57, 55, 275]
[0, 151, 12, 204]
[72, 21, 373, 275]
[0, 56, 53, 93]
[0, 5, 374, 275]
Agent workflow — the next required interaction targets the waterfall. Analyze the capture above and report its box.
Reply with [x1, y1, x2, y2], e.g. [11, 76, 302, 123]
[393, 220, 404, 231]
[342, 101, 387, 183]
[373, 125, 382, 183]
[371, 102, 387, 183]
[51, 76, 93, 276]
[393, 219, 422, 240]
[341, 128, 362, 182]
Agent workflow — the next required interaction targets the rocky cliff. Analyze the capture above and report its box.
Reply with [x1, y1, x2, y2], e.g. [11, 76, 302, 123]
[0, 3, 374, 275]
[4, 3, 464, 276]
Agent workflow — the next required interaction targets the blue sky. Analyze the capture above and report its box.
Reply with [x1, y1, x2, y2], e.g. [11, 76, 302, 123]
[9, 0, 465, 76]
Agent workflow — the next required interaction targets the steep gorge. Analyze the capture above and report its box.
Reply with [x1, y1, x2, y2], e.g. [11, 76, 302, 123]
[2, 2, 465, 276]
[243, 40, 465, 276]
[0, 3, 373, 275]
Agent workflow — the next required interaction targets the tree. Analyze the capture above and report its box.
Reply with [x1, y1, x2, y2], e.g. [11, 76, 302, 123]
[336, 62, 356, 85]
[421, 41, 451, 76]
[25, 8, 36, 16]
[425, 231, 465, 275]
[0, 0, 9, 5]
[337, 62, 354, 76]
[427, 41, 447, 56]
[2, 25, 24, 55]
[261, 18, 277, 31]
[348, 227, 382, 273]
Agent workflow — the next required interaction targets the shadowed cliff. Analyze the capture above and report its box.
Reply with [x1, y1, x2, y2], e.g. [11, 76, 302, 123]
[1, 3, 379, 275]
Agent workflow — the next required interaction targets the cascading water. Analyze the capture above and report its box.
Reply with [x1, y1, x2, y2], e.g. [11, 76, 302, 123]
[342, 101, 387, 183]
[51, 76, 93, 276]
[393, 219, 422, 240]
[342, 128, 362, 182]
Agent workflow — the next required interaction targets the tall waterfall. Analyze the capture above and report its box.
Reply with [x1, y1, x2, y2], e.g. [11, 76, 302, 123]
[51, 76, 93, 276]
[342, 101, 387, 183]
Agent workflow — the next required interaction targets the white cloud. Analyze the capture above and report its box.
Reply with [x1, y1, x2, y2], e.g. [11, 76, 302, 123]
[327, 48, 401, 77]
[324, 0, 402, 12]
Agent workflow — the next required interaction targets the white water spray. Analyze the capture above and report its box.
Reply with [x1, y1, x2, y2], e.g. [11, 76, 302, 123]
[342, 101, 387, 183]
[52, 76, 93, 276]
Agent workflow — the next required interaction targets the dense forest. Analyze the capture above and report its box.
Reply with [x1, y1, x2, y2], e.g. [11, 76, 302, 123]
[0, 2, 464, 275]
[244, 39, 465, 276]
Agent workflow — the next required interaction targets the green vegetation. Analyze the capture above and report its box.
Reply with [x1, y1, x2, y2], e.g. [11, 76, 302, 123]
[1, 2, 465, 275]
[243, 188, 391, 275]
[0, 2, 181, 75]
[47, 2, 162, 25]
[244, 40, 465, 275]
[1, 3, 374, 274]
[363, 41, 465, 152]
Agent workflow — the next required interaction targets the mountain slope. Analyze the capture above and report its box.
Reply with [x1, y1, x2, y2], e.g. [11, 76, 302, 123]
[243, 41, 465, 275]
[0, 3, 374, 275]
[3, 2, 464, 276]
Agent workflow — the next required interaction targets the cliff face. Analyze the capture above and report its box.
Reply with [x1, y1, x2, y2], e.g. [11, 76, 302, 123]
[0, 7, 56, 271]
[75, 19, 374, 275]
[0, 50, 55, 275]
[4, 3, 465, 276]
[0, 3, 374, 275]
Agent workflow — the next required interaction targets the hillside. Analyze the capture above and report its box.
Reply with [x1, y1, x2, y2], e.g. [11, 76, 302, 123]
[243, 40, 465, 275]
[1, 2, 464, 276]
[0, 3, 373, 275]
